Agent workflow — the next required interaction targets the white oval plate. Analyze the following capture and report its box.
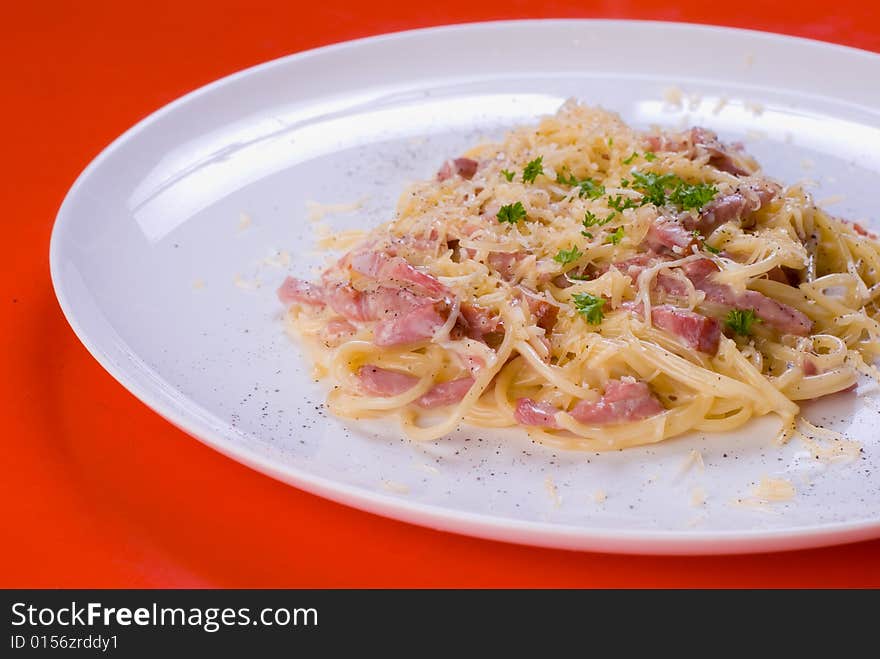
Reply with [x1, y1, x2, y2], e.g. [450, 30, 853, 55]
[51, 20, 880, 554]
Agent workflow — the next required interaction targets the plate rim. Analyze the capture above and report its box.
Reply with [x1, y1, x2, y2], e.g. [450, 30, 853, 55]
[49, 18, 880, 555]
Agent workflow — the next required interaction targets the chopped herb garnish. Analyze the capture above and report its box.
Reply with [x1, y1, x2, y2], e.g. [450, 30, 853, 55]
[497, 201, 527, 224]
[669, 180, 718, 210]
[555, 169, 605, 199]
[607, 195, 640, 212]
[644, 151, 657, 162]
[725, 308, 760, 335]
[582, 210, 615, 229]
[554, 245, 583, 266]
[621, 178, 630, 188]
[522, 157, 544, 183]
[569, 273, 590, 281]
[630, 170, 679, 206]
[556, 170, 578, 186]
[622, 152, 639, 165]
[703, 241, 721, 254]
[607, 137, 614, 147]
[605, 226, 625, 245]
[581, 231, 594, 239]
[577, 178, 606, 200]
[500, 169, 515, 182]
[629, 170, 717, 210]
[572, 293, 606, 325]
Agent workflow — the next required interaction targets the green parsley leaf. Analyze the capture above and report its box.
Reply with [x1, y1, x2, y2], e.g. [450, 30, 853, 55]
[644, 152, 657, 162]
[622, 152, 639, 165]
[522, 157, 544, 183]
[668, 180, 717, 210]
[500, 169, 515, 182]
[607, 137, 614, 147]
[577, 178, 606, 200]
[725, 308, 760, 336]
[582, 210, 615, 229]
[497, 201, 527, 224]
[581, 231, 594, 239]
[605, 226, 625, 245]
[572, 293, 606, 325]
[556, 170, 578, 186]
[703, 241, 721, 254]
[554, 245, 583, 266]
[630, 170, 679, 206]
[620, 178, 630, 188]
[568, 273, 590, 281]
[607, 195, 639, 212]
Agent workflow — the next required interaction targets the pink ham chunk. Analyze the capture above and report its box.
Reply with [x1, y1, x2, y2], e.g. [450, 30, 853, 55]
[643, 217, 697, 253]
[650, 305, 721, 354]
[625, 302, 721, 354]
[644, 127, 753, 177]
[453, 302, 502, 341]
[357, 366, 473, 408]
[514, 378, 664, 428]
[277, 277, 326, 307]
[517, 287, 559, 333]
[347, 250, 449, 298]
[676, 259, 812, 336]
[437, 157, 479, 181]
[373, 302, 446, 346]
[569, 378, 664, 425]
[683, 179, 781, 236]
[415, 377, 475, 409]
[323, 317, 357, 345]
[514, 398, 561, 428]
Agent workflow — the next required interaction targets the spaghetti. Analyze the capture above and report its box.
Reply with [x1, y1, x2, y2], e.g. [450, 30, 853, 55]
[277, 101, 880, 450]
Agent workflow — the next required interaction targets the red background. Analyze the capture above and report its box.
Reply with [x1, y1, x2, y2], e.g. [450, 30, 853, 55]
[4, 1, 880, 588]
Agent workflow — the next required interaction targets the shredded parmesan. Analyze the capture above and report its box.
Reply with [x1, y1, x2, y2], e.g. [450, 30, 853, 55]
[381, 480, 410, 494]
[544, 476, 562, 508]
[753, 477, 796, 502]
[679, 449, 706, 476]
[662, 86, 684, 109]
[233, 273, 261, 290]
[306, 198, 366, 223]
[260, 249, 291, 268]
[817, 194, 846, 207]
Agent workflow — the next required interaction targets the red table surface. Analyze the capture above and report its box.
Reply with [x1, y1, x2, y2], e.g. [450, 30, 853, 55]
[4, 0, 880, 588]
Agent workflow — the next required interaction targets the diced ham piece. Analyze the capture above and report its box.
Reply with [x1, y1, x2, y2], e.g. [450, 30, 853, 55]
[323, 318, 356, 345]
[357, 366, 473, 408]
[643, 216, 697, 253]
[487, 251, 526, 281]
[415, 377, 475, 409]
[373, 302, 446, 346]
[517, 287, 559, 333]
[569, 378, 664, 425]
[437, 157, 479, 181]
[347, 250, 449, 298]
[644, 127, 753, 176]
[689, 127, 751, 176]
[684, 179, 781, 236]
[651, 305, 721, 354]
[625, 302, 721, 354]
[674, 259, 812, 336]
[454, 303, 502, 341]
[514, 398, 561, 428]
[357, 366, 418, 397]
[277, 277, 326, 307]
